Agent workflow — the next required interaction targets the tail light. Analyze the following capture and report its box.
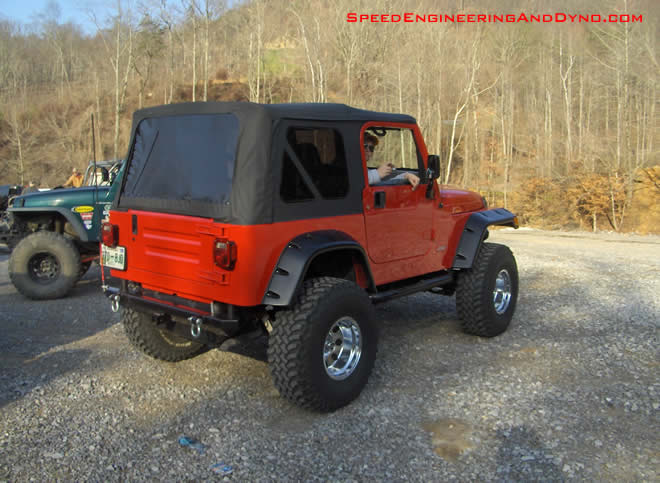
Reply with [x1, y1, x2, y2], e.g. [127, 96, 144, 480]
[102, 222, 119, 248]
[214, 239, 237, 270]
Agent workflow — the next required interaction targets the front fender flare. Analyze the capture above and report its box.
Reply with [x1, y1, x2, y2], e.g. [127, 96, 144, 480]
[261, 230, 374, 307]
[452, 208, 518, 269]
[8, 207, 90, 242]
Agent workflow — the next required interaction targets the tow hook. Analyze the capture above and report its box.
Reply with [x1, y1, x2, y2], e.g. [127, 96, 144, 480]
[188, 316, 203, 338]
[110, 294, 120, 313]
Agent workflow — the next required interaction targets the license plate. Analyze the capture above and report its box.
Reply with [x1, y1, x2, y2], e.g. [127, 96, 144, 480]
[102, 245, 126, 270]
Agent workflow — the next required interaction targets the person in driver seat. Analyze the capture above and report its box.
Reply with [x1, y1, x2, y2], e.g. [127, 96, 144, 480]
[364, 132, 420, 189]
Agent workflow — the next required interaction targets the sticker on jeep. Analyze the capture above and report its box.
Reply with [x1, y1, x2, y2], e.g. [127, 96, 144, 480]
[72, 205, 94, 213]
[80, 212, 93, 229]
[101, 203, 111, 222]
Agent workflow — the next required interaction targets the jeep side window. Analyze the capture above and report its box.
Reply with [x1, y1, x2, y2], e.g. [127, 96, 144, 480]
[366, 127, 422, 185]
[280, 127, 349, 203]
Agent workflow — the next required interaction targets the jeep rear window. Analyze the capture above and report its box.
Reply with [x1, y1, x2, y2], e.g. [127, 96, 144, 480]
[121, 114, 238, 204]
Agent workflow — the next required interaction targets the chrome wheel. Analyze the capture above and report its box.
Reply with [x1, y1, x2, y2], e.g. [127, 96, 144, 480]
[493, 269, 512, 315]
[323, 317, 362, 380]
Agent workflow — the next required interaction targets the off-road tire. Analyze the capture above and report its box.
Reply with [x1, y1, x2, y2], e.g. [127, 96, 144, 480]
[456, 242, 518, 337]
[9, 231, 81, 300]
[268, 277, 378, 412]
[122, 307, 204, 362]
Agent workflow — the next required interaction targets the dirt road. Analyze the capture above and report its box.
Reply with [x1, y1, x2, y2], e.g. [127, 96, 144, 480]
[1, 229, 658, 480]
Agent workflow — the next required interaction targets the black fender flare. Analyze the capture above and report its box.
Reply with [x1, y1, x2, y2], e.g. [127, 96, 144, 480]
[261, 230, 375, 307]
[8, 207, 90, 242]
[452, 208, 518, 269]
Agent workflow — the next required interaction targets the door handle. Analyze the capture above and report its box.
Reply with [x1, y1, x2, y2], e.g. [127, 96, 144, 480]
[374, 191, 386, 209]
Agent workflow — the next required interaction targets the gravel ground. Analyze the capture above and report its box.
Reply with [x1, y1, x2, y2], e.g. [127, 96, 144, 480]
[0, 229, 658, 481]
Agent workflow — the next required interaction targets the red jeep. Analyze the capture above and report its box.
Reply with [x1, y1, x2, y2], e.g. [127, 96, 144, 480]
[102, 102, 519, 411]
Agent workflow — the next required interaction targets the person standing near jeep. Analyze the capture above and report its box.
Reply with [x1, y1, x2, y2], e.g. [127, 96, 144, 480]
[23, 181, 39, 194]
[365, 132, 420, 189]
[63, 167, 83, 188]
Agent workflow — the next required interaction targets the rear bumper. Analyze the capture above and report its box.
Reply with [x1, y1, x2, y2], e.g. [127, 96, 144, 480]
[103, 284, 240, 341]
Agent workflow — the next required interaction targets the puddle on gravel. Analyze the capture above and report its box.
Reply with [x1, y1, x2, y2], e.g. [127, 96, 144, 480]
[423, 418, 473, 460]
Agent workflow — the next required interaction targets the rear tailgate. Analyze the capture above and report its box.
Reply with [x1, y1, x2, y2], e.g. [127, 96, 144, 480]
[110, 209, 230, 301]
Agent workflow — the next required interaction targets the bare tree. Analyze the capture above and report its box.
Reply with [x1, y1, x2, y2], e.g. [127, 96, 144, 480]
[246, 0, 264, 102]
[196, 0, 225, 101]
[445, 31, 482, 184]
[94, 0, 134, 160]
[290, 7, 326, 102]
[134, 14, 164, 108]
[559, 33, 575, 164]
[35, 1, 71, 97]
[6, 107, 30, 185]
[181, 0, 200, 101]
[151, 0, 180, 103]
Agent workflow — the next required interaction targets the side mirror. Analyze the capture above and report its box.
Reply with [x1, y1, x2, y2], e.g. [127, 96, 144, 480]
[427, 155, 440, 181]
[425, 155, 441, 200]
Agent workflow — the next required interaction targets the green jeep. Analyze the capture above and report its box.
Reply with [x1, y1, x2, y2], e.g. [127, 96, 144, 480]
[1, 160, 123, 299]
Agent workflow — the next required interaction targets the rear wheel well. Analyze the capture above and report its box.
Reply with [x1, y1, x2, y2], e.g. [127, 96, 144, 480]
[304, 249, 372, 291]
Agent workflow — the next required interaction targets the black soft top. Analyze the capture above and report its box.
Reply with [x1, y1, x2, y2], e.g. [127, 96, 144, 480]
[132, 101, 415, 124]
[116, 102, 416, 225]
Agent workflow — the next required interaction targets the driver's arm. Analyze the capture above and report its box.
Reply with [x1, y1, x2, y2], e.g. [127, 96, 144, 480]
[368, 169, 381, 185]
[370, 169, 420, 190]
[368, 162, 395, 185]
[401, 172, 420, 190]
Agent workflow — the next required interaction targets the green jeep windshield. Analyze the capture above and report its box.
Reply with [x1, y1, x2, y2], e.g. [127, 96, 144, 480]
[121, 114, 239, 204]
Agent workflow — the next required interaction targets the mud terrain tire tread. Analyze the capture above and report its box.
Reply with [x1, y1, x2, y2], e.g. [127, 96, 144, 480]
[122, 307, 204, 362]
[268, 277, 378, 412]
[456, 242, 518, 337]
[9, 231, 81, 300]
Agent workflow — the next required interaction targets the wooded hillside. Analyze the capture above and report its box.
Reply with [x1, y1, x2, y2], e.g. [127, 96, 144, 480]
[1, 0, 658, 232]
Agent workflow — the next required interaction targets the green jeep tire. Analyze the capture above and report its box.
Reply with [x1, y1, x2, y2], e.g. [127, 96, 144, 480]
[9, 231, 81, 300]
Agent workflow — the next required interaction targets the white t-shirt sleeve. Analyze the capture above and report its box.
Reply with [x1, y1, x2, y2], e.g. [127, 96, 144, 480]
[368, 169, 380, 185]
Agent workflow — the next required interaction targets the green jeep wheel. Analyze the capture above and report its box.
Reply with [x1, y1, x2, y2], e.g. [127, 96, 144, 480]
[9, 231, 82, 300]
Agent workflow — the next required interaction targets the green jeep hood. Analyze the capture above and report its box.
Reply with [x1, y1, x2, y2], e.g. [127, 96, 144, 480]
[16, 187, 108, 209]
